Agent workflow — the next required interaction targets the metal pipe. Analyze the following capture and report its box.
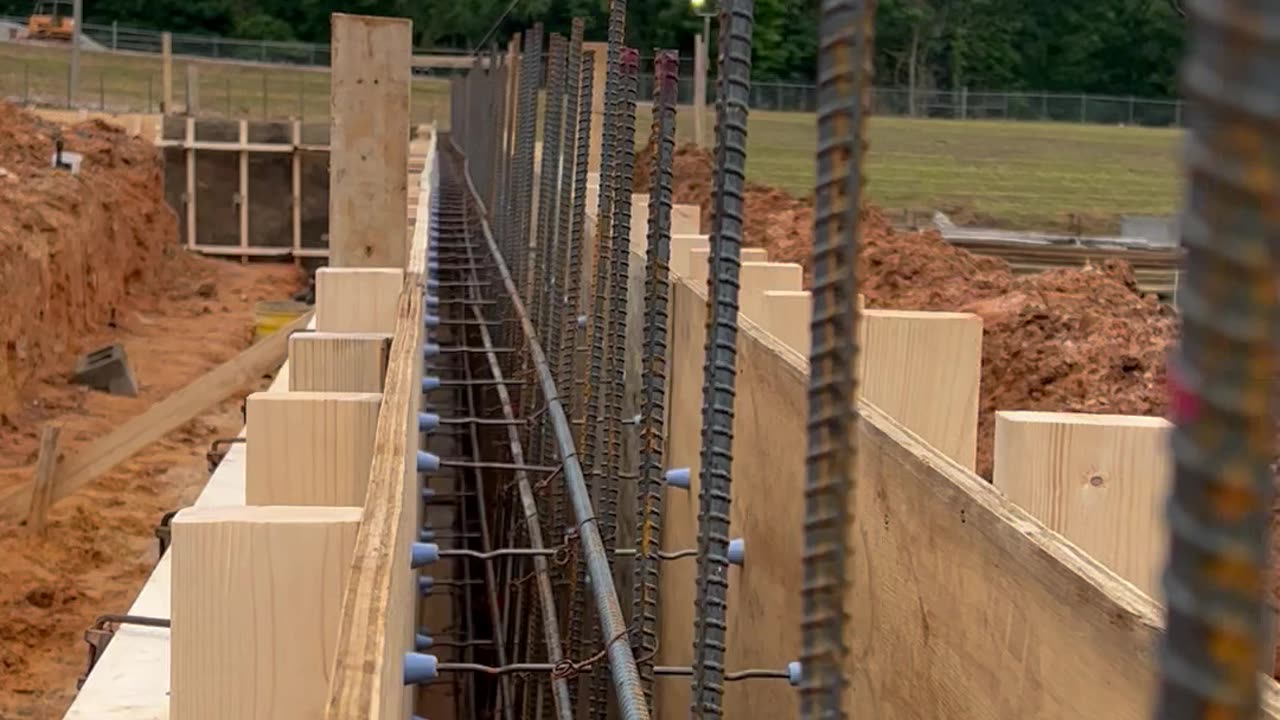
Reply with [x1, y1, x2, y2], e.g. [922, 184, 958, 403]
[453, 146, 652, 720]
[1154, 1, 1280, 718]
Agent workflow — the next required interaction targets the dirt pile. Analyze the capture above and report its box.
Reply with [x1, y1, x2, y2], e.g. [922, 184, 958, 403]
[0, 101, 177, 418]
[637, 141, 1177, 477]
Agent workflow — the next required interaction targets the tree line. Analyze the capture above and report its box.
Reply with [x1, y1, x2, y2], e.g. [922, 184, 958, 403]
[4, 0, 1186, 97]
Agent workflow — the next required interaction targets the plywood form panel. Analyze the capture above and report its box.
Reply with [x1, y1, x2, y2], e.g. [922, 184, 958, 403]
[245, 391, 382, 506]
[289, 332, 392, 392]
[738, 261, 803, 321]
[656, 277, 1280, 720]
[315, 267, 404, 334]
[993, 411, 1171, 596]
[170, 506, 361, 720]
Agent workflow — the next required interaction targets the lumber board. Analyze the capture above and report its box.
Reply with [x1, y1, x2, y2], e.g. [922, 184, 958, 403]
[329, 13, 412, 268]
[993, 411, 1171, 597]
[315, 268, 405, 334]
[245, 392, 383, 507]
[289, 332, 392, 392]
[656, 277, 1280, 719]
[761, 289, 811, 353]
[0, 311, 313, 522]
[323, 130, 431, 720]
[171, 505, 361, 720]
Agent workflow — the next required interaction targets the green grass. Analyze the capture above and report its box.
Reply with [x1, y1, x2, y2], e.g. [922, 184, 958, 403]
[0, 41, 451, 125]
[639, 108, 1183, 232]
[0, 40, 1183, 230]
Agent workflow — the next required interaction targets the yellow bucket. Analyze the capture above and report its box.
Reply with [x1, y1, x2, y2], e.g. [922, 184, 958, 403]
[254, 300, 310, 341]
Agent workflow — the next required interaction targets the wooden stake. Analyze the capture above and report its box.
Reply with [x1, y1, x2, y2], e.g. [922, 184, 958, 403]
[25, 424, 61, 536]
[291, 119, 302, 263]
[170, 506, 361, 720]
[737, 261, 804, 320]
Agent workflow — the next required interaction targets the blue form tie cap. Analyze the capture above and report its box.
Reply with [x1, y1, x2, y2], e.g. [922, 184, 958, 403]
[415, 633, 434, 651]
[665, 467, 691, 489]
[410, 542, 439, 569]
[416, 451, 440, 473]
[403, 652, 439, 685]
[422, 376, 441, 392]
[422, 487, 437, 502]
[424, 314, 441, 328]
[728, 538, 746, 566]
[418, 412, 440, 431]
[423, 342, 441, 359]
[419, 527, 436, 542]
[788, 661, 802, 687]
[418, 575, 435, 595]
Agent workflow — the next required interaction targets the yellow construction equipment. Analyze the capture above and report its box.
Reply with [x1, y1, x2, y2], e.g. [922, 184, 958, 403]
[26, 0, 75, 41]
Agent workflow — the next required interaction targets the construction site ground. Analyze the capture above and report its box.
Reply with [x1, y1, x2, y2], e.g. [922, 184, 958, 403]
[0, 101, 301, 718]
[0, 91, 1262, 714]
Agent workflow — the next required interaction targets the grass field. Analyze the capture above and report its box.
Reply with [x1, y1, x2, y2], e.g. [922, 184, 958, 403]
[0, 41, 1182, 231]
[637, 107, 1183, 231]
[0, 41, 451, 124]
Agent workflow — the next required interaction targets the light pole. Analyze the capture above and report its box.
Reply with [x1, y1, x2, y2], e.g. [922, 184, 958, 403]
[691, 0, 715, 148]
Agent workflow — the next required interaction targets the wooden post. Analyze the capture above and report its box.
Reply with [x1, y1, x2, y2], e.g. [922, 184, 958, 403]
[170, 506, 361, 720]
[329, 13, 412, 268]
[185, 63, 199, 116]
[584, 41, 608, 174]
[185, 116, 196, 250]
[314, 268, 405, 334]
[238, 119, 249, 260]
[291, 119, 302, 261]
[161, 32, 173, 115]
[289, 332, 391, 393]
[244, 392, 382, 506]
[693, 32, 706, 148]
[761, 290, 811, 353]
[993, 411, 1171, 597]
[25, 424, 61, 536]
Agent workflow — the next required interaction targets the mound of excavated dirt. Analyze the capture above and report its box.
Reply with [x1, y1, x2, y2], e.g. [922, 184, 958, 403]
[636, 140, 1177, 477]
[0, 101, 177, 418]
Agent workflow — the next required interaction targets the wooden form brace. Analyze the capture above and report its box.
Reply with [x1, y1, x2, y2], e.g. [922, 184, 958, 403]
[170, 506, 362, 720]
[289, 332, 392, 393]
[315, 268, 405, 334]
[245, 391, 383, 507]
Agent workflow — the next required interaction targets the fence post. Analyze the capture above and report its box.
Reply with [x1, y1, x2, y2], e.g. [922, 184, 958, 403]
[1041, 92, 1048, 120]
[262, 71, 268, 119]
[111, 20, 117, 51]
[99, 71, 105, 111]
[299, 76, 306, 121]
[1080, 93, 1087, 122]
[23, 61, 29, 105]
[1128, 95, 1135, 125]
[226, 77, 232, 116]
[1175, 99, 1183, 127]
[260, 40, 267, 62]
[959, 86, 967, 119]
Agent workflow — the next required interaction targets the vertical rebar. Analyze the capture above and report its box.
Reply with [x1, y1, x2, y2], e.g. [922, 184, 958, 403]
[633, 48, 679, 706]
[690, 0, 754, 716]
[800, 2, 872, 719]
[1155, 1, 1280, 718]
[532, 34, 569, 470]
[563, 48, 596, 711]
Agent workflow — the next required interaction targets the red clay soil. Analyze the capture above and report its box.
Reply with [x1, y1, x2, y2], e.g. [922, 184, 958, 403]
[635, 139, 1178, 478]
[0, 101, 303, 717]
